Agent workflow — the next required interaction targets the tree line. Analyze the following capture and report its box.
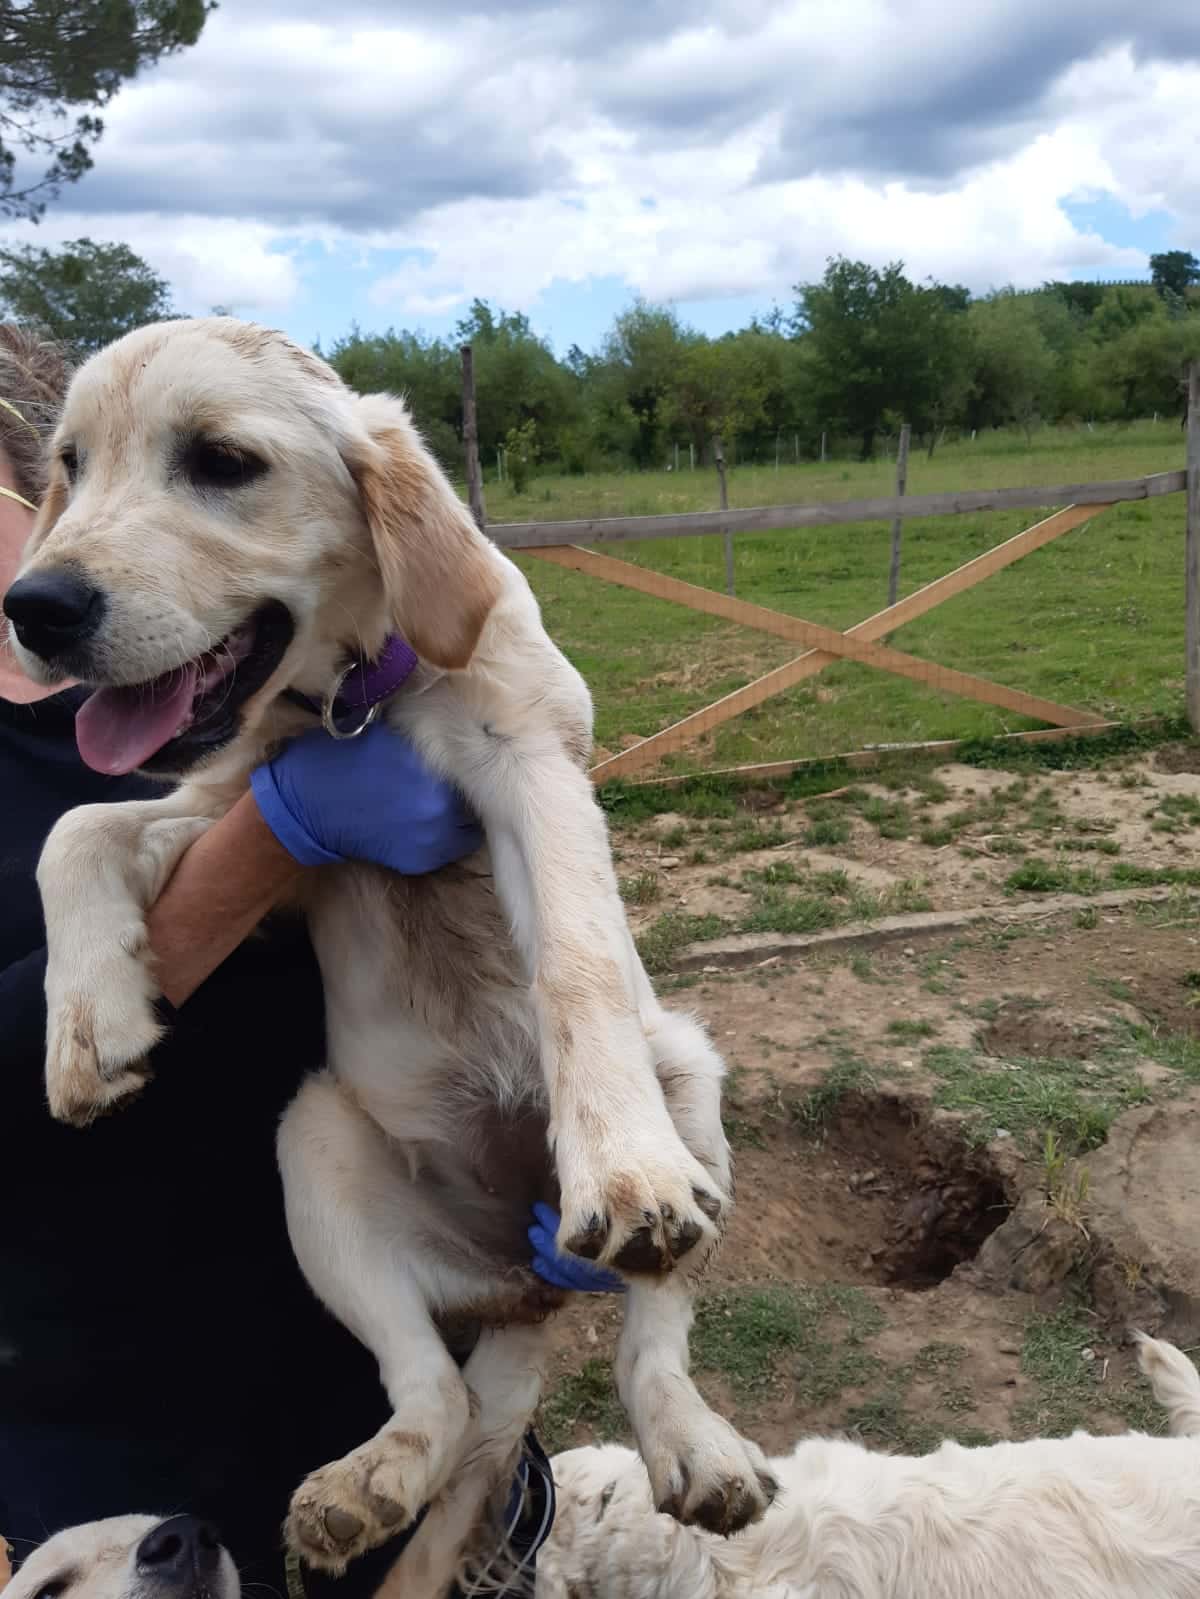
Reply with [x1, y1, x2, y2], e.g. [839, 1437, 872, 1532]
[1, 238, 1197, 477]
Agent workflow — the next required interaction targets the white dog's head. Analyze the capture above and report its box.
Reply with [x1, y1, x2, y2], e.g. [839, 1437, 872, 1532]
[2, 317, 500, 779]
[4, 1517, 238, 1599]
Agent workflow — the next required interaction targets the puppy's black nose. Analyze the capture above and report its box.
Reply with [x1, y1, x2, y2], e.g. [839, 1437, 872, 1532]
[136, 1515, 222, 1581]
[2, 568, 104, 661]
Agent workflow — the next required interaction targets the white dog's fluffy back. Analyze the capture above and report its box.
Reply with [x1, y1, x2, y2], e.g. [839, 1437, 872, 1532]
[539, 1335, 1200, 1599]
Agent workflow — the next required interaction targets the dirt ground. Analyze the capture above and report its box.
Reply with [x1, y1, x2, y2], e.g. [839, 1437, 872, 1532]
[538, 739, 1200, 1462]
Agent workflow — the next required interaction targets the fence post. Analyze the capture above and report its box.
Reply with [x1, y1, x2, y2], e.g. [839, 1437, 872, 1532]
[1187, 364, 1200, 731]
[460, 345, 486, 532]
[713, 434, 734, 596]
[820, 430, 827, 463]
[887, 422, 912, 609]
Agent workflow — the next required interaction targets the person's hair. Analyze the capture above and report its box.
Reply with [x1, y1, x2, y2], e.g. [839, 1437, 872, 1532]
[0, 324, 72, 504]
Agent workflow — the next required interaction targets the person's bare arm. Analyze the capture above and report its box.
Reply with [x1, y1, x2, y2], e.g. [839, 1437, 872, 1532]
[143, 722, 483, 1011]
[146, 791, 302, 1009]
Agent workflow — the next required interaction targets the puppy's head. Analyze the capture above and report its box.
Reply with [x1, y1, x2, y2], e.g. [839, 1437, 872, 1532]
[5, 1516, 238, 1599]
[2, 317, 500, 780]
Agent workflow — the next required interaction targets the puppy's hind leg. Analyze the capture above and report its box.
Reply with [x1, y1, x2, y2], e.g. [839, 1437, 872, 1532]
[376, 1324, 551, 1599]
[277, 1073, 473, 1573]
[615, 1004, 778, 1537]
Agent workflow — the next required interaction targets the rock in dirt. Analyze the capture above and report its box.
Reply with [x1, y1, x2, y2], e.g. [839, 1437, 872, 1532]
[969, 1191, 1087, 1299]
[1084, 1091, 1200, 1341]
[970, 1090, 1200, 1342]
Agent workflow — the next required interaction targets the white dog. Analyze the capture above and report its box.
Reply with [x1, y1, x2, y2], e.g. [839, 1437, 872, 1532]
[7, 1337, 1200, 1599]
[537, 1333, 1200, 1599]
[4, 318, 774, 1598]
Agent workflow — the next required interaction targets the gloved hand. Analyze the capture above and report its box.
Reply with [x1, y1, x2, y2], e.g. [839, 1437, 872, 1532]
[529, 1202, 627, 1293]
[250, 722, 483, 874]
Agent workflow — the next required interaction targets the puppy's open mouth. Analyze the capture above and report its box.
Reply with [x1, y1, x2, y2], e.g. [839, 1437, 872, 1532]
[75, 600, 294, 776]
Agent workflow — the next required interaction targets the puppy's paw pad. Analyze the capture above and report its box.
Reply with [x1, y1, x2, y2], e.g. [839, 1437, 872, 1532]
[285, 1431, 433, 1571]
[560, 1147, 728, 1278]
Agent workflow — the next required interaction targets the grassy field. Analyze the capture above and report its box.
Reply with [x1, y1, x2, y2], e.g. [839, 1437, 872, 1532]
[475, 421, 1190, 773]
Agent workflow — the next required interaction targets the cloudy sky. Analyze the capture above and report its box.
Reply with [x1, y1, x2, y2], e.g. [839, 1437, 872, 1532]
[3, 0, 1199, 352]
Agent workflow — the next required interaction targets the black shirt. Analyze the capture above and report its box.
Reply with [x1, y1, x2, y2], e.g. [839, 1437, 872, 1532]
[0, 688, 393, 1587]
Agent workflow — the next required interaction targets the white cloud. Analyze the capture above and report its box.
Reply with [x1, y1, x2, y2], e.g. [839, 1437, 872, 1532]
[0, 211, 302, 315]
[0, 2, 1196, 337]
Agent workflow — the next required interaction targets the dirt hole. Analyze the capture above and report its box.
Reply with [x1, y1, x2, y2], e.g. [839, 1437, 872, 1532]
[811, 1092, 1013, 1290]
[979, 998, 1113, 1061]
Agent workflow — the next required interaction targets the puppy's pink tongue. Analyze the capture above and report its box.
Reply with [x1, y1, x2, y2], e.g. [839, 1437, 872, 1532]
[75, 665, 199, 775]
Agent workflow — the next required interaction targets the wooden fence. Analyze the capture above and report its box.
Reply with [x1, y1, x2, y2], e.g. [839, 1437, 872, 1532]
[461, 352, 1200, 784]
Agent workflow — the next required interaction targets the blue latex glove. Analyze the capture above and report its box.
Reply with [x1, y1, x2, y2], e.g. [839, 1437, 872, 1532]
[250, 722, 483, 873]
[529, 1202, 626, 1294]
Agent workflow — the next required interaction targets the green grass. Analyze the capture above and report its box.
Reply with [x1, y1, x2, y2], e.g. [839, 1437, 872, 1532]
[634, 862, 932, 972]
[789, 1052, 870, 1137]
[1122, 1021, 1200, 1078]
[925, 1044, 1150, 1152]
[538, 1358, 628, 1454]
[691, 1283, 885, 1399]
[618, 869, 661, 905]
[1150, 792, 1200, 834]
[1014, 1307, 1171, 1439]
[635, 911, 727, 974]
[887, 1018, 938, 1042]
[692, 1287, 814, 1396]
[500, 423, 1190, 775]
[1006, 856, 1200, 896]
[804, 813, 853, 846]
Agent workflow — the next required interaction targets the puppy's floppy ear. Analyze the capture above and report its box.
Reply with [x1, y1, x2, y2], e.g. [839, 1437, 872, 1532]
[348, 393, 500, 671]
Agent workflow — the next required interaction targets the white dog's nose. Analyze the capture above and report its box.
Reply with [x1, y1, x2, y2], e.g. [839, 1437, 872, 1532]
[3, 568, 104, 662]
[136, 1516, 222, 1582]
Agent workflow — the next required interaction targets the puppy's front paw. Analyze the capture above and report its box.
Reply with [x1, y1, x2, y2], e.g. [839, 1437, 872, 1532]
[44, 932, 165, 1127]
[286, 1427, 442, 1573]
[557, 1113, 728, 1277]
[646, 1414, 777, 1536]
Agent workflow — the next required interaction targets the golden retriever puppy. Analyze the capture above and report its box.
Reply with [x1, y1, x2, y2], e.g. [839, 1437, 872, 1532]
[5, 1517, 236, 1599]
[540, 1333, 1200, 1599]
[4, 319, 774, 1598]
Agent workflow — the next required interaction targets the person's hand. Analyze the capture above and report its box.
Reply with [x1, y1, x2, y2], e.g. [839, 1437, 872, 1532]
[529, 1202, 626, 1293]
[249, 722, 483, 874]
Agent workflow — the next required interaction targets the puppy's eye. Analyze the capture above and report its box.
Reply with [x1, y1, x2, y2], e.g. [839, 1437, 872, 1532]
[34, 1581, 67, 1599]
[184, 441, 268, 491]
[59, 447, 78, 481]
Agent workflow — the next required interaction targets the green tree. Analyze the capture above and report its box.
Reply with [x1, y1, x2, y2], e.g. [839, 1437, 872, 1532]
[793, 258, 970, 458]
[1150, 251, 1200, 300]
[326, 324, 462, 469]
[454, 299, 578, 465]
[599, 302, 700, 467]
[1044, 281, 1106, 321]
[663, 334, 771, 460]
[0, 236, 175, 353]
[1090, 284, 1159, 343]
[1, 1, 214, 220]
[966, 293, 1055, 439]
[502, 418, 539, 493]
[1088, 306, 1200, 421]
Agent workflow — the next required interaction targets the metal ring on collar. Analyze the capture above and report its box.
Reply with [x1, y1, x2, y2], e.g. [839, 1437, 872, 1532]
[320, 661, 382, 740]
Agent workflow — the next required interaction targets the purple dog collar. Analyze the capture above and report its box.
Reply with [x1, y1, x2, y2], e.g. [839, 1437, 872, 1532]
[284, 633, 419, 738]
[334, 633, 419, 711]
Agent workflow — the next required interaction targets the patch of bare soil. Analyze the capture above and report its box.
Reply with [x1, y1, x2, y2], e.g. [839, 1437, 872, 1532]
[978, 999, 1120, 1061]
[615, 749, 1200, 925]
[542, 890, 1200, 1460]
[1153, 740, 1200, 774]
